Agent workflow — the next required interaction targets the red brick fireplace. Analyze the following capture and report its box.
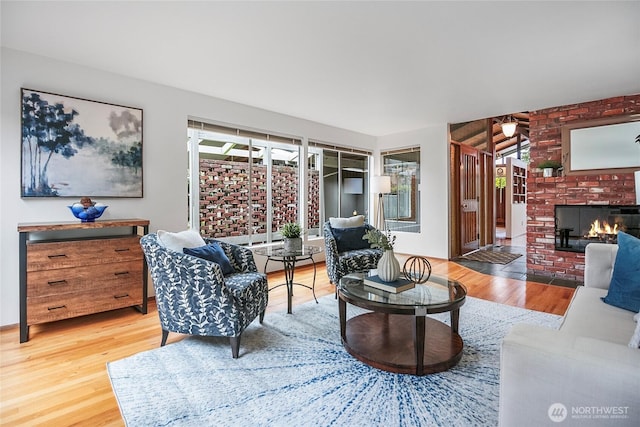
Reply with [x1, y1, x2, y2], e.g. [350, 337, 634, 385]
[527, 94, 640, 281]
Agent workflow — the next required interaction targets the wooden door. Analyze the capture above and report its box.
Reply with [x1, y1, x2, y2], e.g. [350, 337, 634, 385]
[460, 145, 479, 254]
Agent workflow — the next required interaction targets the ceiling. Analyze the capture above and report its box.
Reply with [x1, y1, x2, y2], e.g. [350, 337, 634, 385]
[450, 112, 530, 153]
[2, 1, 639, 137]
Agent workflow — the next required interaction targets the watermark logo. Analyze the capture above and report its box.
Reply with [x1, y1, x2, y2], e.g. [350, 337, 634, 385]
[548, 403, 568, 423]
[548, 403, 630, 422]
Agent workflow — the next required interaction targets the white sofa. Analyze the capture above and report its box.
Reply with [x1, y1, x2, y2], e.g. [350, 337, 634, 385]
[499, 243, 640, 426]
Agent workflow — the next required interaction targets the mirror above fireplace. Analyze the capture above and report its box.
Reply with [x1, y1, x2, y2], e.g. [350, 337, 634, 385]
[561, 115, 640, 176]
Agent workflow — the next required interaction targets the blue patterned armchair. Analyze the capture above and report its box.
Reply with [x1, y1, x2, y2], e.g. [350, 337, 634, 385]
[140, 233, 268, 358]
[323, 221, 383, 289]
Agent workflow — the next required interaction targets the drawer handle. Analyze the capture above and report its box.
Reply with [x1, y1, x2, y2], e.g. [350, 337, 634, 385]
[114, 271, 130, 276]
[115, 248, 131, 253]
[114, 294, 130, 299]
[47, 254, 68, 259]
[47, 305, 66, 311]
[48, 280, 68, 286]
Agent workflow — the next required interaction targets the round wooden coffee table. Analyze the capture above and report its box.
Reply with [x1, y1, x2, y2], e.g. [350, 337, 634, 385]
[338, 273, 466, 376]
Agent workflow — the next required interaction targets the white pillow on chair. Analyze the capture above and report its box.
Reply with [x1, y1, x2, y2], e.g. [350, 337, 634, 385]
[157, 229, 206, 253]
[329, 215, 365, 228]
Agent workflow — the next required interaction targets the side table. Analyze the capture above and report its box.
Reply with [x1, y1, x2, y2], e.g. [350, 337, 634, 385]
[253, 245, 322, 314]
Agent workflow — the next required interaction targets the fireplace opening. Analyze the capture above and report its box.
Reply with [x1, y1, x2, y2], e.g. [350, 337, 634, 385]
[554, 205, 640, 252]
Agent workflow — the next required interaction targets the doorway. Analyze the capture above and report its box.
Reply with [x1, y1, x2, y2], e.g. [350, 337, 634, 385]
[449, 119, 495, 258]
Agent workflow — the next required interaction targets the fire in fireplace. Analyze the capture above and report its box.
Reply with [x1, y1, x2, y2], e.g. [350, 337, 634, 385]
[555, 205, 640, 252]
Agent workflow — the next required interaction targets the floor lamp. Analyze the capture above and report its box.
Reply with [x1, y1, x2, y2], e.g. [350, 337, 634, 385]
[372, 175, 391, 231]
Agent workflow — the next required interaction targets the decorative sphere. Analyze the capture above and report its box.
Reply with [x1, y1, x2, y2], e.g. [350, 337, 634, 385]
[402, 256, 432, 284]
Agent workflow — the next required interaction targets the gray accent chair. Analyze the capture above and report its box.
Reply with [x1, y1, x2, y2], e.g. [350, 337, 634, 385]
[141, 233, 268, 358]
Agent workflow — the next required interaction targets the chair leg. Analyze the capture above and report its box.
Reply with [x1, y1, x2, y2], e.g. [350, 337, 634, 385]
[259, 309, 266, 324]
[230, 335, 241, 359]
[161, 329, 169, 347]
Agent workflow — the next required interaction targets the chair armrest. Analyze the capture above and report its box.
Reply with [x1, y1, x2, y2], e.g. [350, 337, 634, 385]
[206, 239, 258, 273]
[323, 223, 341, 284]
[499, 323, 640, 426]
[323, 223, 339, 260]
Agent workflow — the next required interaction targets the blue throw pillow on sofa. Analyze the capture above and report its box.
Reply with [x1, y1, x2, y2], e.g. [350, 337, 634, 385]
[602, 231, 640, 312]
[332, 225, 372, 253]
[184, 243, 235, 275]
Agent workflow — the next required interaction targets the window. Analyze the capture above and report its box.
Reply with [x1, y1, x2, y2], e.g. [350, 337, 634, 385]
[381, 148, 420, 233]
[314, 143, 371, 225]
[187, 121, 301, 245]
[307, 150, 321, 238]
[188, 122, 372, 245]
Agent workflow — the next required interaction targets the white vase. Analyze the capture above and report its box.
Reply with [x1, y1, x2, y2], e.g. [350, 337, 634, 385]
[377, 249, 401, 282]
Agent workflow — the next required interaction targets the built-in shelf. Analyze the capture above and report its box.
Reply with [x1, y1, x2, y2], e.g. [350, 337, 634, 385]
[512, 165, 526, 203]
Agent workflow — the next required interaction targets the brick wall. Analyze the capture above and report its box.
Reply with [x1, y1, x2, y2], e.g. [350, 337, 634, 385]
[198, 159, 319, 239]
[527, 94, 640, 281]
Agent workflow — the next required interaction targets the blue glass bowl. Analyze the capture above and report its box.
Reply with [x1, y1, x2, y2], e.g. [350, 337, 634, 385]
[68, 203, 108, 222]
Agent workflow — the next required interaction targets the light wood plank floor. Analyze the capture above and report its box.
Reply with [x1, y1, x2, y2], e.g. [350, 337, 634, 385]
[0, 258, 575, 426]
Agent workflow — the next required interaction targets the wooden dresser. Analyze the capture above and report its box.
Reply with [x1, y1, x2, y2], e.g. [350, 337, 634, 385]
[17, 219, 149, 343]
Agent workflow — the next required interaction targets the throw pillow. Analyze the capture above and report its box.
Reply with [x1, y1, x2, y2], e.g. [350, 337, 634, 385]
[630, 312, 640, 349]
[332, 225, 371, 253]
[184, 243, 235, 275]
[157, 229, 206, 253]
[602, 231, 640, 312]
[329, 215, 365, 229]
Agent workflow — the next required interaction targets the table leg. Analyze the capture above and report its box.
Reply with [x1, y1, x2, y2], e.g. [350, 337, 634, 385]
[338, 296, 347, 342]
[450, 308, 460, 334]
[310, 255, 318, 303]
[414, 315, 425, 376]
[283, 257, 295, 314]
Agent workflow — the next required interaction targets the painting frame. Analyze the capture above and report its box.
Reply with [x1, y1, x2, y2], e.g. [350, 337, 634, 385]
[21, 88, 143, 198]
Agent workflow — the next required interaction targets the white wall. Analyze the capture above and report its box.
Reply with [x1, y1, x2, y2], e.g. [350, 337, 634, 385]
[0, 48, 377, 326]
[376, 126, 450, 259]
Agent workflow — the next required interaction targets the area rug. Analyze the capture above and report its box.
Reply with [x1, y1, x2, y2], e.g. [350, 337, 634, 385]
[107, 295, 561, 427]
[461, 250, 522, 264]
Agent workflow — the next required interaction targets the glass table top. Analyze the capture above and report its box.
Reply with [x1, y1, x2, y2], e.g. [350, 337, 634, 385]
[253, 245, 322, 259]
[339, 272, 466, 311]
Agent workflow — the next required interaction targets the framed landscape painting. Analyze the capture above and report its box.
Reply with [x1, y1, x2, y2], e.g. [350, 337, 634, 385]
[21, 88, 143, 197]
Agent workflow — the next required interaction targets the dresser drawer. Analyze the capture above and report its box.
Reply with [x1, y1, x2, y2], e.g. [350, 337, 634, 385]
[26, 261, 143, 297]
[26, 236, 142, 271]
[27, 282, 144, 324]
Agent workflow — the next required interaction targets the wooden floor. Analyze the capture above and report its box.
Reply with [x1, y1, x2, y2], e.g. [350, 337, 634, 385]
[0, 258, 575, 426]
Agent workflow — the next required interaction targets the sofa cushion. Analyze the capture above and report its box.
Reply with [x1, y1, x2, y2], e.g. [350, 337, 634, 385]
[332, 225, 371, 252]
[329, 215, 364, 228]
[561, 286, 637, 346]
[157, 229, 206, 253]
[602, 231, 640, 312]
[184, 243, 235, 275]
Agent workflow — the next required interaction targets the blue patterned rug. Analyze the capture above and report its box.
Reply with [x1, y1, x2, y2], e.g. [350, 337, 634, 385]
[107, 295, 562, 426]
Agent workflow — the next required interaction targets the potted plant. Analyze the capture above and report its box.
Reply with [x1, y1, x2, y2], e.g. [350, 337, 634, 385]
[281, 222, 303, 252]
[537, 159, 562, 177]
[363, 228, 400, 282]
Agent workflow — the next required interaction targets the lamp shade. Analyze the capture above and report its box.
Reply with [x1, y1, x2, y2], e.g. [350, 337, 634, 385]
[371, 175, 391, 194]
[502, 121, 517, 138]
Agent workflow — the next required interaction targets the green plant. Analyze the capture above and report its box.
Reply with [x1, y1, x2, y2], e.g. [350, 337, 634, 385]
[537, 159, 562, 169]
[363, 228, 396, 251]
[281, 222, 302, 238]
[495, 177, 506, 189]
